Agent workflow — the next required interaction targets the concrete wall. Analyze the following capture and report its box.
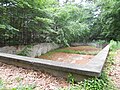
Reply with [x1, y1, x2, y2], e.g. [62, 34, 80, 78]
[0, 45, 110, 81]
[71, 43, 107, 48]
[0, 42, 107, 58]
[0, 43, 59, 57]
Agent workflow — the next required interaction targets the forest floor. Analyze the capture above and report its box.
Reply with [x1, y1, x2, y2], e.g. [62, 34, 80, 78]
[0, 62, 68, 90]
[109, 50, 120, 89]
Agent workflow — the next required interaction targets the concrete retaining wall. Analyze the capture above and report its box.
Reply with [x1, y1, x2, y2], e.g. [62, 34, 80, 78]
[0, 43, 59, 57]
[0, 42, 105, 58]
[71, 43, 107, 48]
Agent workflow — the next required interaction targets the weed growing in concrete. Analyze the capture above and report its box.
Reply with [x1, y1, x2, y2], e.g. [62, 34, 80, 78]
[67, 73, 75, 84]
[17, 45, 32, 56]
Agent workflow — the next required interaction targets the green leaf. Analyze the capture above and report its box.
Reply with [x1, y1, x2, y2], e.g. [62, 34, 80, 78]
[6, 25, 19, 31]
[0, 24, 6, 29]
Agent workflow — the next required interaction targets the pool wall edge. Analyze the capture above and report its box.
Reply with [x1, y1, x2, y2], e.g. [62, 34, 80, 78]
[0, 45, 110, 81]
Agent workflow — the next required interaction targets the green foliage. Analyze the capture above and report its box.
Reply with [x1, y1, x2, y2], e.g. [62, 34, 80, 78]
[110, 40, 120, 51]
[61, 73, 114, 90]
[60, 47, 117, 90]
[106, 51, 115, 67]
[17, 45, 32, 56]
[67, 73, 75, 84]
[1, 0, 120, 46]
[95, 40, 108, 45]
[92, 0, 120, 41]
[0, 0, 54, 45]
[0, 24, 6, 29]
[49, 4, 95, 45]
[0, 0, 96, 46]
[80, 72, 113, 90]
[53, 49, 98, 55]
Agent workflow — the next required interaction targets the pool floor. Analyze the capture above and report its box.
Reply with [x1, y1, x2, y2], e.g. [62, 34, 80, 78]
[38, 46, 101, 65]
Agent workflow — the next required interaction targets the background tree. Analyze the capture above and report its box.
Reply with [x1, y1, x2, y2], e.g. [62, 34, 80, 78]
[91, 0, 120, 41]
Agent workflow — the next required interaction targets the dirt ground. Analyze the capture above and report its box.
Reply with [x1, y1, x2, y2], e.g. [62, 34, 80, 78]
[65, 46, 101, 52]
[109, 50, 120, 89]
[0, 62, 68, 90]
[40, 52, 94, 65]
[39, 46, 100, 65]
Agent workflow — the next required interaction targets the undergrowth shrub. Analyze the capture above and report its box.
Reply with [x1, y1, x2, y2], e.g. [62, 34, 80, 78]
[60, 41, 117, 90]
[110, 40, 120, 51]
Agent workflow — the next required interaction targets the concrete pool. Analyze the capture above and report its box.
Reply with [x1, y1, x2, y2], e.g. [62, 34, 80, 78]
[0, 45, 110, 81]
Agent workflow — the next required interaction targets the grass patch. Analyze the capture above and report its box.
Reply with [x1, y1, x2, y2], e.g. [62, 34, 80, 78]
[110, 40, 120, 51]
[59, 42, 118, 90]
[54, 49, 99, 55]
[65, 73, 114, 90]
[39, 48, 99, 58]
